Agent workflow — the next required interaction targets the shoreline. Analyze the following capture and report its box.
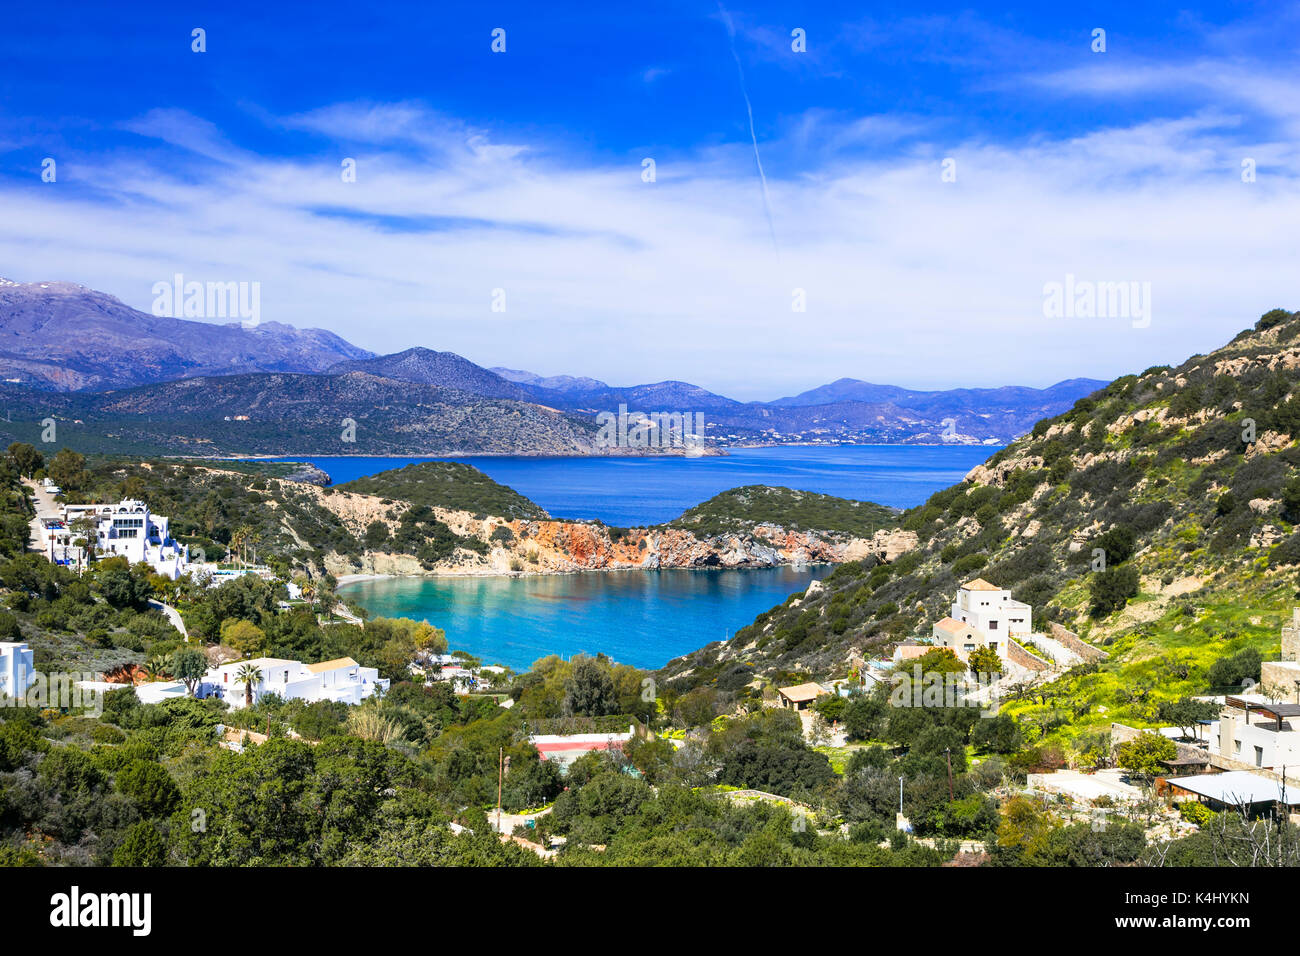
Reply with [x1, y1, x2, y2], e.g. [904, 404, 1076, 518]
[335, 561, 839, 588]
[174, 441, 1007, 463]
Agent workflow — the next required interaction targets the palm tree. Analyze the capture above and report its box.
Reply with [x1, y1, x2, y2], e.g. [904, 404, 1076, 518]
[236, 663, 263, 708]
[143, 655, 169, 681]
[299, 580, 317, 615]
[228, 528, 245, 568]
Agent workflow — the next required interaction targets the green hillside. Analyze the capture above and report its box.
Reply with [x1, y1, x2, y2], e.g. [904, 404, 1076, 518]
[668, 485, 898, 539]
[659, 308, 1300, 748]
[338, 461, 549, 520]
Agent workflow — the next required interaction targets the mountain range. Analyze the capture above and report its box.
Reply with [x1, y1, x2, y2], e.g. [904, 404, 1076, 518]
[0, 279, 1107, 453]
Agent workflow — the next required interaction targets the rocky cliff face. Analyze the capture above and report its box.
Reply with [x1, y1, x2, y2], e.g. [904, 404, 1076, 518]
[313, 485, 914, 577]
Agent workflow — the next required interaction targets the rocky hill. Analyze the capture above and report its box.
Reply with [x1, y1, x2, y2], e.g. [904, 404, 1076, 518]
[0, 372, 604, 457]
[328, 348, 536, 402]
[669, 485, 899, 540]
[66, 458, 900, 579]
[657, 308, 1300, 741]
[0, 279, 371, 390]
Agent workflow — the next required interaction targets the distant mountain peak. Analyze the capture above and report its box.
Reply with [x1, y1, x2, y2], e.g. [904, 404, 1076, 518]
[0, 279, 372, 391]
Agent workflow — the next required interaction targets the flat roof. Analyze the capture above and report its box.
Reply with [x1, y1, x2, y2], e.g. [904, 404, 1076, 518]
[778, 681, 826, 702]
[305, 656, 358, 673]
[1169, 771, 1300, 807]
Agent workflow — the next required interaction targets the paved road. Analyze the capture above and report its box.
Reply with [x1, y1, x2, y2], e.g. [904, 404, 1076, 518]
[22, 478, 59, 553]
[148, 598, 189, 641]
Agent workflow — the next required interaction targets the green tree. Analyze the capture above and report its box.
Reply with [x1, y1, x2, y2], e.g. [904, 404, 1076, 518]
[968, 645, 1002, 678]
[221, 618, 267, 657]
[1088, 564, 1140, 617]
[47, 448, 89, 492]
[7, 442, 43, 477]
[170, 646, 209, 697]
[1157, 697, 1219, 739]
[112, 822, 168, 866]
[563, 655, 618, 718]
[96, 566, 153, 610]
[115, 760, 181, 817]
[1116, 731, 1175, 778]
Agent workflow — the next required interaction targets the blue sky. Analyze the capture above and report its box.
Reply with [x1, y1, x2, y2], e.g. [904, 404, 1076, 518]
[2, 1, 1298, 398]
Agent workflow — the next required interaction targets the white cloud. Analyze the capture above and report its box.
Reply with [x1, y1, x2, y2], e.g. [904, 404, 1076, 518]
[1, 93, 1297, 400]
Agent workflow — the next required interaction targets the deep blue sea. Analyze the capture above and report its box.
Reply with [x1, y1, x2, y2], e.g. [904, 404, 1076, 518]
[269, 444, 993, 525]
[316, 445, 995, 670]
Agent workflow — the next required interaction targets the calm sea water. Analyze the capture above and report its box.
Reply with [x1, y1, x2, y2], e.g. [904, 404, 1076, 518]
[318, 445, 995, 670]
[270, 444, 993, 525]
[340, 565, 831, 672]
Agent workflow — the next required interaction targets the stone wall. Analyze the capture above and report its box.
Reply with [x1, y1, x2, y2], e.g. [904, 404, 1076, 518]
[1007, 639, 1050, 672]
[1049, 622, 1108, 663]
[1282, 608, 1300, 662]
[1261, 660, 1300, 700]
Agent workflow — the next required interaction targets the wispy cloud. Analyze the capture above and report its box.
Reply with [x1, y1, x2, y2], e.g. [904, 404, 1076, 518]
[2, 11, 1298, 399]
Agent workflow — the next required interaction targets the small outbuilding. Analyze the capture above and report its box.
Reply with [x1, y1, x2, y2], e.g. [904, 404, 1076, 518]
[777, 682, 827, 711]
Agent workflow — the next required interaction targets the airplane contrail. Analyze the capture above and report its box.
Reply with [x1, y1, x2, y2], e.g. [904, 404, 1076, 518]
[718, 4, 779, 256]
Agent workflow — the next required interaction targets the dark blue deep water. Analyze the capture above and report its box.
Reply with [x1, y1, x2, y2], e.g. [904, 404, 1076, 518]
[270, 444, 993, 525]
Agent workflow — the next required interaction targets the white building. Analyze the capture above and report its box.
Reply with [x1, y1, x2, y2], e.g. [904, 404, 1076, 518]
[931, 578, 1032, 660]
[951, 577, 1032, 640]
[74, 679, 189, 706]
[0, 641, 34, 702]
[1212, 695, 1300, 771]
[42, 499, 191, 579]
[202, 656, 389, 709]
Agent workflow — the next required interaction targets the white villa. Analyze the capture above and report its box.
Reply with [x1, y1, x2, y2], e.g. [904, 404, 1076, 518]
[0, 641, 34, 701]
[931, 577, 1033, 660]
[202, 656, 389, 709]
[73, 656, 389, 711]
[40, 499, 191, 579]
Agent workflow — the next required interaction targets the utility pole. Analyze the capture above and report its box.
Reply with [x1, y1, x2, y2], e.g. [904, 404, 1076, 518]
[945, 747, 954, 802]
[497, 746, 504, 834]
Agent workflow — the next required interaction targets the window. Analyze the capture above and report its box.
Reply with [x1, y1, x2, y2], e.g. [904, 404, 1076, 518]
[1255, 746, 1264, 767]
[989, 620, 999, 629]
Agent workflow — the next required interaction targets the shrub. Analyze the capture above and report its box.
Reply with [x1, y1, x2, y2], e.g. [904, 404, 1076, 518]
[951, 553, 988, 577]
[1206, 646, 1262, 689]
[1088, 564, 1139, 617]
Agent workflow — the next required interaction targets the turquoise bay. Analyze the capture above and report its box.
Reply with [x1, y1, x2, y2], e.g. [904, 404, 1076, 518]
[324, 446, 995, 670]
[341, 565, 830, 672]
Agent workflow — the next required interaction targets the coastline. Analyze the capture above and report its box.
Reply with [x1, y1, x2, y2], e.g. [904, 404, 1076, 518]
[335, 560, 839, 588]
[200, 439, 1004, 462]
